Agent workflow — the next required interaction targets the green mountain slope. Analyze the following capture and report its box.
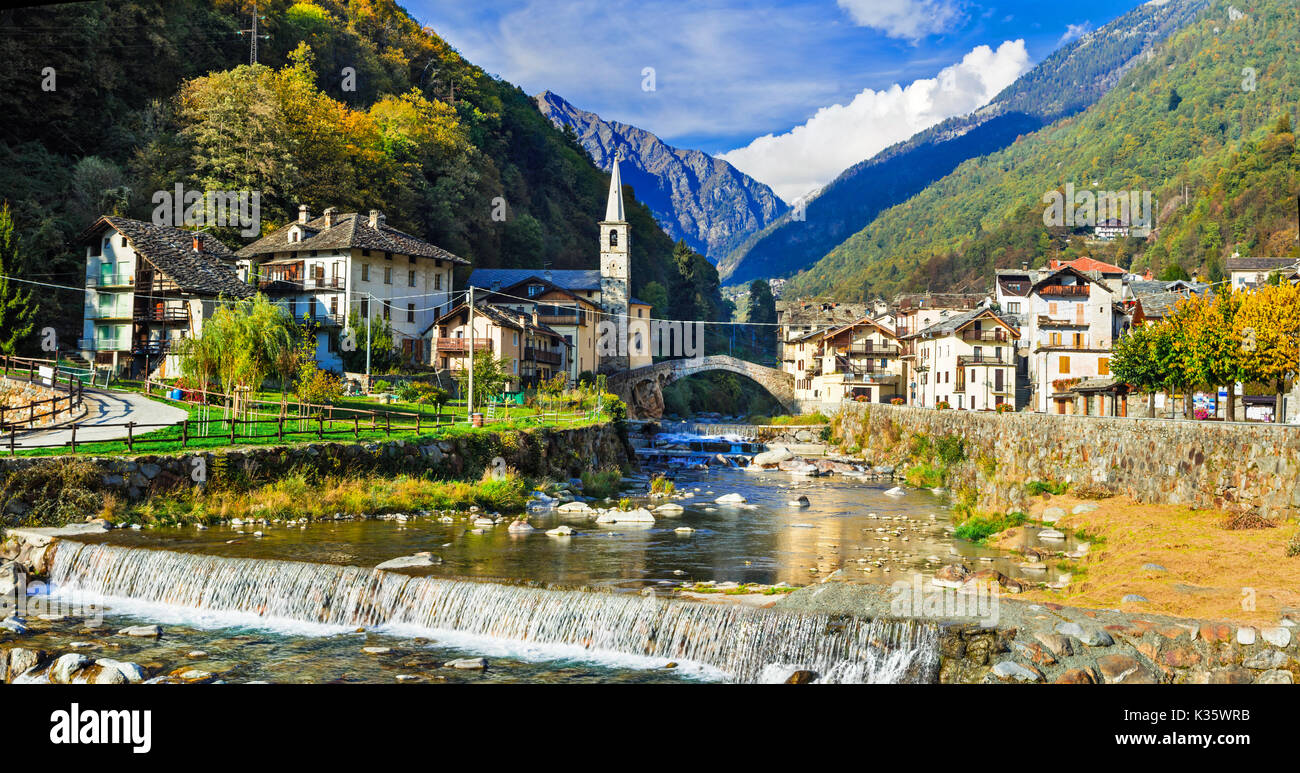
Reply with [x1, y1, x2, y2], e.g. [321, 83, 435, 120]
[783, 0, 1299, 301]
[717, 0, 1210, 287]
[0, 0, 722, 351]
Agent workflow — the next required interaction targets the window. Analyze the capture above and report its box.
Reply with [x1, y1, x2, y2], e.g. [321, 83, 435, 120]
[513, 333, 519, 346]
[360, 298, 369, 318]
[609, 230, 618, 247]
[406, 303, 415, 323]
[330, 296, 338, 315]
[362, 264, 370, 281]
[384, 267, 392, 284]
[1007, 302, 1020, 314]
[434, 273, 441, 290]
[1098, 357, 1110, 376]
[1059, 355, 1071, 374]
[408, 270, 416, 287]
[528, 284, 543, 297]
[382, 303, 390, 321]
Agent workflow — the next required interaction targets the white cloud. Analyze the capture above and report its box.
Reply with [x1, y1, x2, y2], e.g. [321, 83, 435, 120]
[1058, 22, 1092, 45]
[718, 40, 1031, 204]
[836, 0, 964, 41]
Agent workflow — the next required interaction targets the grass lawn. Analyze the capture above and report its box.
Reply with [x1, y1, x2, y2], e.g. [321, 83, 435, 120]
[10, 388, 603, 458]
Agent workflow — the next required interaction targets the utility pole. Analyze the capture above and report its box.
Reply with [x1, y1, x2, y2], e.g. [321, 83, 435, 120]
[467, 286, 475, 420]
[365, 294, 372, 386]
[240, 1, 268, 65]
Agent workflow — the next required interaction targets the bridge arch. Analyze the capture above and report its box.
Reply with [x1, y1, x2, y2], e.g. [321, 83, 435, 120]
[605, 355, 796, 420]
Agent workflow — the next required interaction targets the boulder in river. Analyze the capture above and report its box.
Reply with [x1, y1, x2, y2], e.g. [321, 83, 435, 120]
[445, 657, 487, 670]
[596, 508, 656, 524]
[653, 503, 684, 515]
[118, 625, 162, 638]
[376, 553, 442, 570]
[788, 496, 811, 508]
[932, 564, 971, 588]
[714, 493, 747, 505]
[749, 446, 794, 469]
[507, 520, 535, 533]
[883, 487, 906, 497]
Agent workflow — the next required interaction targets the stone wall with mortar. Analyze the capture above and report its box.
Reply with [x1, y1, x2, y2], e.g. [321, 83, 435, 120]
[0, 377, 79, 429]
[0, 422, 632, 520]
[831, 403, 1300, 519]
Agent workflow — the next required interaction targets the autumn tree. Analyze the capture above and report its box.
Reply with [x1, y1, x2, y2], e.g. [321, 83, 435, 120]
[1179, 290, 1245, 419]
[1235, 282, 1300, 421]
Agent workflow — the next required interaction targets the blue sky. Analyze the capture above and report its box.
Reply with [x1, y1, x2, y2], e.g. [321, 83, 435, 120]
[408, 0, 1146, 201]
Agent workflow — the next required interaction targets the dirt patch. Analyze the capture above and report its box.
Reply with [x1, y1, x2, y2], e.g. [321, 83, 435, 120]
[996, 493, 1300, 625]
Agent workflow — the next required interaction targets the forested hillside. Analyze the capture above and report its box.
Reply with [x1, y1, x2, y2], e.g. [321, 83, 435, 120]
[783, 0, 1299, 301]
[0, 0, 724, 352]
[717, 0, 1210, 287]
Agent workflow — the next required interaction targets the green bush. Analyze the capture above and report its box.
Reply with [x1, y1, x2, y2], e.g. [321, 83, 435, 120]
[581, 468, 623, 499]
[953, 511, 1027, 543]
[1025, 480, 1070, 496]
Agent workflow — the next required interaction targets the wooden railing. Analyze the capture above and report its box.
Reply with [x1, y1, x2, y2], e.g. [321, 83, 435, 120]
[0, 355, 87, 431]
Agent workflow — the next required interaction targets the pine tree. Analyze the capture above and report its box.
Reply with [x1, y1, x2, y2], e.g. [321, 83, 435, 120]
[0, 203, 36, 355]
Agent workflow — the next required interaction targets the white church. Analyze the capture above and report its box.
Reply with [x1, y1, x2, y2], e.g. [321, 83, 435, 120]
[448, 154, 654, 380]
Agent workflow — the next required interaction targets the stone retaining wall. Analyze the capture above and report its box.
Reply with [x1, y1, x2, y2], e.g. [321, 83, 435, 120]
[0, 422, 632, 518]
[0, 377, 78, 429]
[831, 403, 1300, 519]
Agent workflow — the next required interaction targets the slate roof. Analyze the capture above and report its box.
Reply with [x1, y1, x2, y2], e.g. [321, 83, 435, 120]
[913, 305, 1020, 339]
[468, 269, 650, 307]
[1226, 256, 1296, 272]
[425, 301, 568, 341]
[86, 217, 253, 298]
[235, 212, 468, 264]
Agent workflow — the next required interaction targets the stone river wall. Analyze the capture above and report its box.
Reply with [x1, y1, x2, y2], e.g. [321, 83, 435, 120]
[0, 421, 632, 520]
[830, 403, 1300, 519]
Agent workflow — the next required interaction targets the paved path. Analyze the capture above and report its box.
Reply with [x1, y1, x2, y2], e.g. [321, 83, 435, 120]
[12, 389, 188, 449]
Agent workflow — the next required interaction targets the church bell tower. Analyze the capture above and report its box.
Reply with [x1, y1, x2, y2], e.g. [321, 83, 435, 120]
[599, 153, 631, 370]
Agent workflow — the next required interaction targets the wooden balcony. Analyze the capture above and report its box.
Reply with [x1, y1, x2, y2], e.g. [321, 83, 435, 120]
[435, 337, 491, 352]
[961, 329, 1010, 342]
[1037, 284, 1089, 297]
[525, 347, 563, 365]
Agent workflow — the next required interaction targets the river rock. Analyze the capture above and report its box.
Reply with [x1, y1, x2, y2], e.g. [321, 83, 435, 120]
[788, 496, 811, 508]
[507, 520, 535, 533]
[778, 460, 819, 476]
[1037, 529, 1066, 541]
[557, 501, 592, 513]
[785, 670, 816, 684]
[883, 487, 906, 498]
[4, 648, 46, 681]
[1072, 503, 1099, 514]
[1237, 627, 1257, 645]
[118, 625, 162, 638]
[653, 503, 684, 515]
[96, 658, 147, 684]
[445, 657, 487, 670]
[1255, 669, 1293, 684]
[750, 446, 794, 469]
[1, 617, 29, 635]
[50, 653, 92, 684]
[990, 661, 1041, 682]
[546, 525, 575, 537]
[1041, 506, 1065, 523]
[932, 564, 971, 588]
[596, 508, 655, 524]
[714, 493, 747, 504]
[1260, 627, 1291, 647]
[376, 553, 442, 570]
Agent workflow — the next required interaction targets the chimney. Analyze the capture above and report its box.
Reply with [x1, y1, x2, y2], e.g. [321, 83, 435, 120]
[192, 234, 203, 252]
[544, 269, 553, 284]
[532, 309, 540, 327]
[369, 209, 385, 229]
[323, 207, 337, 228]
[1021, 261, 1028, 271]
[298, 205, 310, 224]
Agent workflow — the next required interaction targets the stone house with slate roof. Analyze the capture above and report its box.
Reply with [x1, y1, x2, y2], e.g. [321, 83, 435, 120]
[907, 304, 1020, 411]
[78, 216, 253, 379]
[1226, 256, 1298, 290]
[235, 207, 468, 372]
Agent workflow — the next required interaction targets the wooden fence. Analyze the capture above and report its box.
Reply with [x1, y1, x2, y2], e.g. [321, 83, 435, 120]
[0, 355, 88, 431]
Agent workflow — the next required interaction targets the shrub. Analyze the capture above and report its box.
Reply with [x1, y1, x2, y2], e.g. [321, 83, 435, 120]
[934, 434, 966, 466]
[953, 511, 1027, 543]
[372, 380, 392, 393]
[935, 400, 950, 410]
[650, 475, 675, 495]
[890, 397, 905, 405]
[1287, 530, 1300, 557]
[995, 403, 1013, 413]
[1024, 479, 1070, 496]
[581, 467, 623, 499]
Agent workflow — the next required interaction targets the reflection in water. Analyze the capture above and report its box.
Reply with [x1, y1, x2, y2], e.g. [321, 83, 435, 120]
[79, 467, 1027, 589]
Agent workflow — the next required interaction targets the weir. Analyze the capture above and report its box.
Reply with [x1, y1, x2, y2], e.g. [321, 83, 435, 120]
[49, 541, 940, 684]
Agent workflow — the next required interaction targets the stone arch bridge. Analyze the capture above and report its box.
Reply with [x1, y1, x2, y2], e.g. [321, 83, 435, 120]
[606, 355, 796, 420]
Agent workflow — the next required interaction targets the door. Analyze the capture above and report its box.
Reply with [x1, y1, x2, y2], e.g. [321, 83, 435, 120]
[995, 368, 1004, 392]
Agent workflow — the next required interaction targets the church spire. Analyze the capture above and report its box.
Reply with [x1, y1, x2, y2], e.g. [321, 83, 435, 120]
[604, 151, 626, 222]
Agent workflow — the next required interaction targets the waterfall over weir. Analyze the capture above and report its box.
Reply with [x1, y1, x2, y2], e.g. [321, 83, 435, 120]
[50, 541, 939, 684]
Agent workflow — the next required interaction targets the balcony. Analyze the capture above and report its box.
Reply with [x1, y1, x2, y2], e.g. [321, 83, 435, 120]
[78, 337, 128, 352]
[525, 347, 563, 366]
[88, 307, 133, 321]
[1037, 316, 1087, 328]
[435, 337, 491, 353]
[86, 272, 134, 288]
[1037, 284, 1089, 297]
[961, 329, 1010, 343]
[295, 311, 344, 328]
[538, 312, 583, 326]
[134, 307, 189, 323]
[958, 353, 1010, 366]
[132, 339, 174, 355]
[845, 343, 900, 356]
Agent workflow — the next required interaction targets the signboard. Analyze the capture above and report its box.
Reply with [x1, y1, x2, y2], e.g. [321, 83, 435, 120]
[38, 365, 54, 386]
